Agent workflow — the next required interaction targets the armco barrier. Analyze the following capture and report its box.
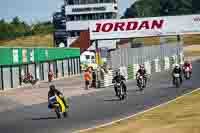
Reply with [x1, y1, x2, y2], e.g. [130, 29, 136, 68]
[144, 61, 151, 75]
[154, 58, 161, 72]
[164, 57, 170, 70]
[120, 67, 128, 80]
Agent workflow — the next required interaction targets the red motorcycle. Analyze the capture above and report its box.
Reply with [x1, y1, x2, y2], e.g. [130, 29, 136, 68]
[183, 66, 192, 80]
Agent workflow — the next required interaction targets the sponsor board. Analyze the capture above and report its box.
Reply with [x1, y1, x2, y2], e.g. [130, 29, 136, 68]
[89, 14, 200, 40]
[22, 49, 27, 63]
[30, 49, 34, 62]
[13, 49, 19, 64]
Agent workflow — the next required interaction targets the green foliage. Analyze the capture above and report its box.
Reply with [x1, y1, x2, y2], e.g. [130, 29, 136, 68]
[32, 21, 55, 35]
[123, 0, 198, 18]
[0, 17, 54, 40]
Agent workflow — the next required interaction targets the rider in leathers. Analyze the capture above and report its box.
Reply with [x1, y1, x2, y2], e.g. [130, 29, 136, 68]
[172, 64, 183, 84]
[112, 71, 127, 96]
[182, 60, 192, 75]
[136, 64, 147, 87]
[48, 85, 68, 109]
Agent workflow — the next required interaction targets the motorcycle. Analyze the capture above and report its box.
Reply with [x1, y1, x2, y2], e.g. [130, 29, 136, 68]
[22, 76, 38, 85]
[48, 95, 69, 119]
[115, 81, 126, 100]
[173, 73, 181, 88]
[183, 67, 191, 80]
[137, 75, 146, 91]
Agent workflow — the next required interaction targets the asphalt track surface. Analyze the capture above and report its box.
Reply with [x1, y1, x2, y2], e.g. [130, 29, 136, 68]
[0, 61, 200, 133]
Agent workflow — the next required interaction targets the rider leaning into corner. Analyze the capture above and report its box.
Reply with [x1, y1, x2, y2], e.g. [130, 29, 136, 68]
[172, 64, 183, 84]
[136, 64, 147, 86]
[48, 85, 68, 109]
[112, 70, 127, 96]
[182, 60, 192, 74]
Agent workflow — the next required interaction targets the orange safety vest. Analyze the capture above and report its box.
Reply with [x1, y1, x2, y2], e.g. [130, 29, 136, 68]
[84, 72, 91, 81]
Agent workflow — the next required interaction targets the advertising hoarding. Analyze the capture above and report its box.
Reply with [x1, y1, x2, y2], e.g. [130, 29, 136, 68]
[89, 14, 200, 40]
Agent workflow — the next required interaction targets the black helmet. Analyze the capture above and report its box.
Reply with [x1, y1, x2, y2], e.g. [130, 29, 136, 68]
[116, 70, 120, 76]
[49, 84, 56, 91]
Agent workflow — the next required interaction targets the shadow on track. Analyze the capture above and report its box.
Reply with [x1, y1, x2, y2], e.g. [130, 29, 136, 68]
[104, 98, 121, 102]
[30, 116, 57, 121]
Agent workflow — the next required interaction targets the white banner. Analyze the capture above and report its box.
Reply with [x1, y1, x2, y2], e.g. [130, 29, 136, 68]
[22, 49, 27, 63]
[30, 49, 34, 62]
[13, 49, 19, 64]
[89, 14, 200, 40]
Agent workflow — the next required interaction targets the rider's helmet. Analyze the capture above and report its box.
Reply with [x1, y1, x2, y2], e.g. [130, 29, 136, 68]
[185, 60, 189, 64]
[175, 64, 180, 69]
[116, 70, 120, 76]
[140, 64, 145, 70]
[49, 84, 56, 91]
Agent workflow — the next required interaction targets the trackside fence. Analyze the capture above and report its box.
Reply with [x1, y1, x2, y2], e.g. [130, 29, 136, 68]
[98, 43, 184, 88]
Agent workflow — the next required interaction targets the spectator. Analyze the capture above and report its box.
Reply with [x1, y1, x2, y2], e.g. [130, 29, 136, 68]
[90, 67, 96, 88]
[27, 72, 33, 81]
[84, 68, 91, 90]
[48, 70, 54, 82]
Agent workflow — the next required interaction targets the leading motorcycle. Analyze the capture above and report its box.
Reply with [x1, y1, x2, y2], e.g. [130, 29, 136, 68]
[48, 95, 69, 119]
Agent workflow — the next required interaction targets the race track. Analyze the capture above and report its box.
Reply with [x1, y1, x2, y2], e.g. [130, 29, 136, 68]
[0, 61, 200, 133]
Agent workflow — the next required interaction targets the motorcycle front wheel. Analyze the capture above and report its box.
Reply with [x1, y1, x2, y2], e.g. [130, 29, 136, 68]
[175, 78, 180, 88]
[55, 110, 61, 119]
[63, 112, 68, 118]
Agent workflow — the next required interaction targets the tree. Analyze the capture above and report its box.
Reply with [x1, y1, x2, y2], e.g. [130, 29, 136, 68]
[192, 0, 200, 13]
[11, 17, 21, 25]
[124, 4, 138, 18]
[0, 17, 54, 40]
[123, 0, 194, 18]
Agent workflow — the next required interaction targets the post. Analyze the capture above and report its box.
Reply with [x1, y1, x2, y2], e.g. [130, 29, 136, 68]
[95, 40, 99, 66]
[95, 40, 100, 88]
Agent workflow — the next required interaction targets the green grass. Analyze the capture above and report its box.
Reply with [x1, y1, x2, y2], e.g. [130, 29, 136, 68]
[82, 89, 200, 133]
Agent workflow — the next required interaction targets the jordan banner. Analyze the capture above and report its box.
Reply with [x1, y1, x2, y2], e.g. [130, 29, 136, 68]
[89, 14, 200, 40]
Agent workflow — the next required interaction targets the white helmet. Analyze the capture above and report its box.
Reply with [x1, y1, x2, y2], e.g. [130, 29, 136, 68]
[175, 64, 180, 68]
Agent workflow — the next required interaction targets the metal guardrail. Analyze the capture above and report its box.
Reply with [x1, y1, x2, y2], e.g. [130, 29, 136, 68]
[110, 43, 183, 69]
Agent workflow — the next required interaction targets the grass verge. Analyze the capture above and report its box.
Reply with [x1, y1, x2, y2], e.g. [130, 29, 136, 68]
[82, 89, 200, 133]
[183, 35, 200, 45]
[0, 34, 199, 47]
[0, 34, 53, 47]
[184, 45, 200, 57]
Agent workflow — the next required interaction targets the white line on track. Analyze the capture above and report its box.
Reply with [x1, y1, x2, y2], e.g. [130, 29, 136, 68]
[74, 88, 200, 133]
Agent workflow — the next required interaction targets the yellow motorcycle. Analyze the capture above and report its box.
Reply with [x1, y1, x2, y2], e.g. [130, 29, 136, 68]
[48, 95, 69, 119]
